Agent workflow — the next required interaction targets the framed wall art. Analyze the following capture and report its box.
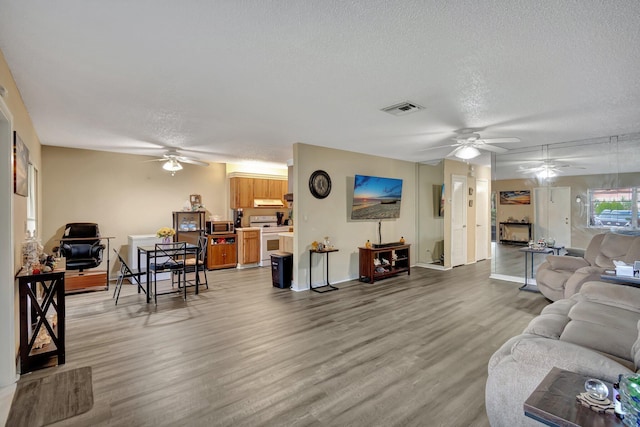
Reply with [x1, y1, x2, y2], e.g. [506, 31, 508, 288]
[499, 190, 530, 205]
[13, 131, 28, 197]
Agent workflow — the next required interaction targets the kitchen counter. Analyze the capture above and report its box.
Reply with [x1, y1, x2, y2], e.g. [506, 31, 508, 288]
[279, 232, 294, 254]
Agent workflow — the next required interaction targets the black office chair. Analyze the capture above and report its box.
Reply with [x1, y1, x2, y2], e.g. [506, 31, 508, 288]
[178, 236, 209, 290]
[149, 242, 187, 304]
[57, 223, 105, 272]
[112, 249, 146, 305]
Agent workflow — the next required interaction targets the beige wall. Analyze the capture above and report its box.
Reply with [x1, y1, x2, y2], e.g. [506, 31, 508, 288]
[42, 146, 228, 270]
[292, 143, 417, 290]
[0, 48, 43, 386]
[0, 50, 42, 271]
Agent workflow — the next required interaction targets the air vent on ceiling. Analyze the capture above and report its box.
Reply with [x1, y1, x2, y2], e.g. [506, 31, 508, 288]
[381, 101, 425, 116]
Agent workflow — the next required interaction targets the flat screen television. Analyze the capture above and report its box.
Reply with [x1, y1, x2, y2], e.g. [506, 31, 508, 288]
[351, 174, 403, 220]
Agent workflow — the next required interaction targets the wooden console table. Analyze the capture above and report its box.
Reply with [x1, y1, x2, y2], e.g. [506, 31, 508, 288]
[17, 270, 66, 373]
[524, 367, 623, 426]
[359, 244, 410, 284]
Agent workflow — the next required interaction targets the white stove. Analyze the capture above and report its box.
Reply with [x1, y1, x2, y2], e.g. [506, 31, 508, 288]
[249, 216, 291, 265]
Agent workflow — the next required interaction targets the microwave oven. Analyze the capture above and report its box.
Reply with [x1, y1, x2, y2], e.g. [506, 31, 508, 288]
[207, 221, 234, 234]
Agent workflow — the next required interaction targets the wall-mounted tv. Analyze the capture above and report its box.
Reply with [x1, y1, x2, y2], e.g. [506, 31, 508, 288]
[351, 174, 403, 220]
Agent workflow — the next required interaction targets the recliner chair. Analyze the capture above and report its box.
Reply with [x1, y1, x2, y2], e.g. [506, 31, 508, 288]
[58, 223, 106, 271]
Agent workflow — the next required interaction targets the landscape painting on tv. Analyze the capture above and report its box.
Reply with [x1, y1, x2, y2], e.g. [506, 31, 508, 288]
[351, 174, 403, 220]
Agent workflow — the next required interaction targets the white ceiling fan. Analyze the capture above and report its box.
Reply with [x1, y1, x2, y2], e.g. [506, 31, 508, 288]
[517, 159, 586, 178]
[149, 150, 210, 175]
[422, 131, 521, 160]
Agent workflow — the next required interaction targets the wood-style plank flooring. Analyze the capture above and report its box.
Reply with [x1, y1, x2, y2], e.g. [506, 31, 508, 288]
[25, 261, 548, 427]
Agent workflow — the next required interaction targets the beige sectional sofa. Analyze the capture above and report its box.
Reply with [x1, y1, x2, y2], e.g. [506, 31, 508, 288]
[536, 232, 640, 301]
[486, 281, 640, 426]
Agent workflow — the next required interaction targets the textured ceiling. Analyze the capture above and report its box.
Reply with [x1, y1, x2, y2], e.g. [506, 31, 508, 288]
[1, 1, 639, 168]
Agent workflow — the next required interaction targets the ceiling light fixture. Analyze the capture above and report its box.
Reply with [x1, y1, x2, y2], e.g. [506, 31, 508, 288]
[162, 159, 183, 176]
[455, 145, 481, 160]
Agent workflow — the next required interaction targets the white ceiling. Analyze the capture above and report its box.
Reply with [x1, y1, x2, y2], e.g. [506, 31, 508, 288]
[1, 1, 640, 168]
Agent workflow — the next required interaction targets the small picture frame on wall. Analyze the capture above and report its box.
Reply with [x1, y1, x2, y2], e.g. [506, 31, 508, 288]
[190, 194, 201, 208]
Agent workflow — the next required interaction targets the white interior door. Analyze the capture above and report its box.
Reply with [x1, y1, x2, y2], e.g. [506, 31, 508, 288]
[451, 175, 467, 267]
[476, 179, 489, 261]
[534, 187, 571, 248]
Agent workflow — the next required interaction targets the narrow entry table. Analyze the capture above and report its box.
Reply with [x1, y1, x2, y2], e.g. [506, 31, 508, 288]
[519, 247, 553, 292]
[17, 270, 66, 373]
[309, 248, 339, 293]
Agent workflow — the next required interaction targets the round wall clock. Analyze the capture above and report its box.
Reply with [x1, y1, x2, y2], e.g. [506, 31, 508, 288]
[309, 170, 332, 199]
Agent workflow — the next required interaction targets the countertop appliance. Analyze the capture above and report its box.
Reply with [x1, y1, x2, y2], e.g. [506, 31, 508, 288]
[249, 215, 292, 266]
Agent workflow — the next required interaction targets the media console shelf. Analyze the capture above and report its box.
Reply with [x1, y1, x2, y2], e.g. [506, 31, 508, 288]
[359, 243, 410, 284]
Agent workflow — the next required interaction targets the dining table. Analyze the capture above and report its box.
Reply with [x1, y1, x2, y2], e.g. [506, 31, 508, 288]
[137, 242, 200, 303]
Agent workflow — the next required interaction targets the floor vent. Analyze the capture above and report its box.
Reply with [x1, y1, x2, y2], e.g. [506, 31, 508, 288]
[381, 101, 425, 116]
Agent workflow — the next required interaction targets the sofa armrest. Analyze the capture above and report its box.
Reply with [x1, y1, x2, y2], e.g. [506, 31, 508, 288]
[565, 247, 586, 258]
[546, 255, 590, 271]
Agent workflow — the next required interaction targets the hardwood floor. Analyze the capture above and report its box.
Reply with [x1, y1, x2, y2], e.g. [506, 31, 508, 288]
[28, 261, 548, 426]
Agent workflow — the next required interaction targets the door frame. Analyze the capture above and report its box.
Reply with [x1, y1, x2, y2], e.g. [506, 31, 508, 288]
[476, 179, 489, 261]
[450, 174, 467, 267]
[0, 94, 16, 388]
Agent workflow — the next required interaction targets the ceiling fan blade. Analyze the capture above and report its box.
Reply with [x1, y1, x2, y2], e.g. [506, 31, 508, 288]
[481, 137, 521, 144]
[418, 143, 459, 152]
[477, 144, 508, 154]
[446, 147, 462, 157]
[178, 157, 209, 167]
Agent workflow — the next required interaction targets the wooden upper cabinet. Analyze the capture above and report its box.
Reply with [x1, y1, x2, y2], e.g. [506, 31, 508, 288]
[268, 180, 287, 200]
[230, 177, 254, 209]
[230, 177, 288, 209]
[253, 179, 270, 199]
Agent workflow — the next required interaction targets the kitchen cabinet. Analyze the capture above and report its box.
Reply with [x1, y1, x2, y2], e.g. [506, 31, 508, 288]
[230, 177, 254, 209]
[237, 228, 260, 267]
[230, 177, 287, 209]
[173, 211, 206, 245]
[207, 234, 237, 270]
[269, 179, 287, 200]
[253, 179, 270, 199]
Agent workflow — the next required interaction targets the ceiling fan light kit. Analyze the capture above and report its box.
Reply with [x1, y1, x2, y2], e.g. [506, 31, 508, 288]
[162, 159, 183, 175]
[455, 145, 481, 160]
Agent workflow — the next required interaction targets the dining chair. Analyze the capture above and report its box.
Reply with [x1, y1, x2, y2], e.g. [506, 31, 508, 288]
[112, 248, 146, 305]
[149, 242, 187, 304]
[175, 236, 208, 290]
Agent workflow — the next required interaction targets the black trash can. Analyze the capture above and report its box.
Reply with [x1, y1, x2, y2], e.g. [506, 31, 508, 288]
[271, 252, 293, 288]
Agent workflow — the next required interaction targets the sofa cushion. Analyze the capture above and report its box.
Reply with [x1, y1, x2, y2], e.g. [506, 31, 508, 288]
[559, 301, 640, 361]
[594, 233, 639, 268]
[580, 281, 640, 313]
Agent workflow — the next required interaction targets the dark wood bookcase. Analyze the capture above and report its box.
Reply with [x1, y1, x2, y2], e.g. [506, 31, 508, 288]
[359, 244, 411, 284]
